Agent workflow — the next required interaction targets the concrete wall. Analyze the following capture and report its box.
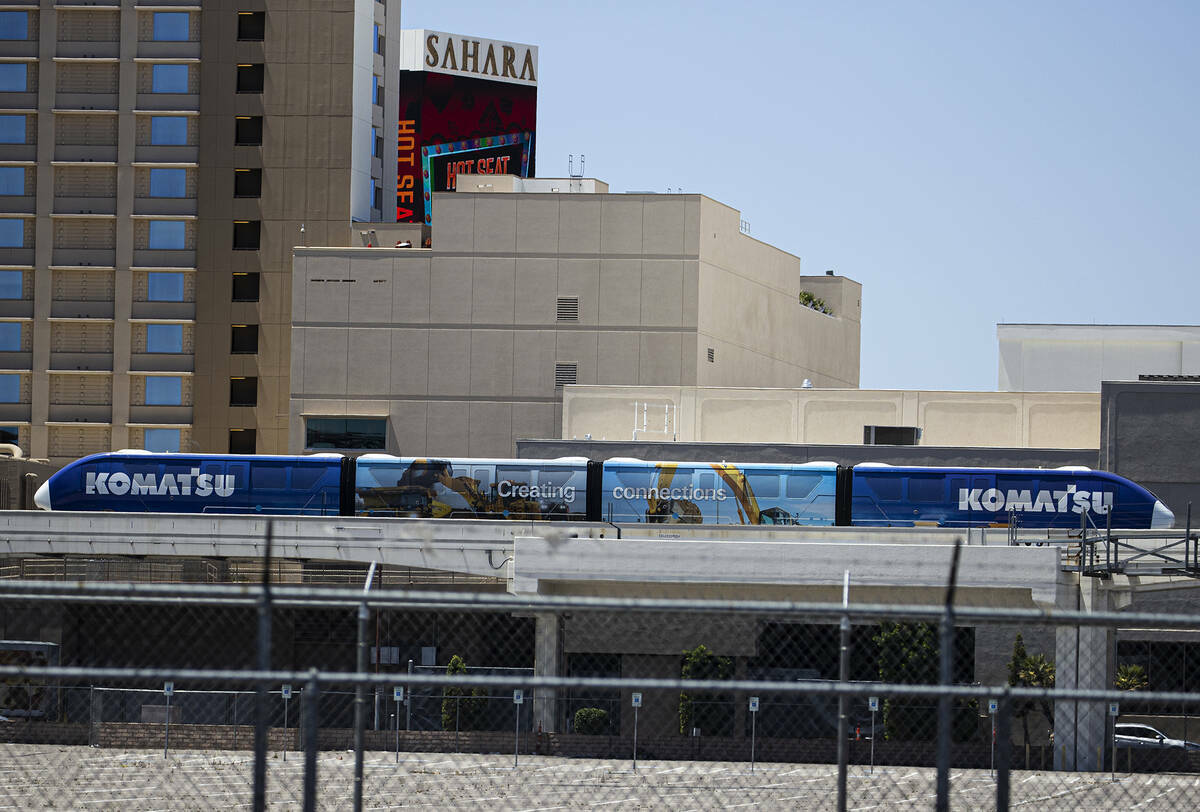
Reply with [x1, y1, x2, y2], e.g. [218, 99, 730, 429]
[998, 324, 1200, 393]
[290, 190, 861, 457]
[559, 386, 1100, 449]
[1099, 380, 1200, 520]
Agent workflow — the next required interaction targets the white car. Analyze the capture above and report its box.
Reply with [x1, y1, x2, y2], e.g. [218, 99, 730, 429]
[1114, 723, 1200, 750]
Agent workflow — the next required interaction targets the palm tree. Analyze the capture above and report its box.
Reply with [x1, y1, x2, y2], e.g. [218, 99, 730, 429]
[1115, 663, 1149, 692]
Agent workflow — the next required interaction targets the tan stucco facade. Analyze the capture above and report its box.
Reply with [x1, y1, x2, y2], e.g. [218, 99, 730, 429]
[561, 385, 1100, 448]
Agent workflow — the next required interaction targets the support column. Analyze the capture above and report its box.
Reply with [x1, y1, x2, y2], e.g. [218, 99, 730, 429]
[1054, 574, 1113, 771]
[532, 612, 561, 733]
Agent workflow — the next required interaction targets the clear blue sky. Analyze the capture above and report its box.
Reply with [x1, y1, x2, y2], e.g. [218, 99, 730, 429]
[401, 1, 1199, 391]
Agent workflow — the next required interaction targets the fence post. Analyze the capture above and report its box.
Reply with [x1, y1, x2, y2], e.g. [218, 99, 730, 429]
[936, 540, 963, 812]
[252, 521, 274, 812]
[836, 570, 850, 812]
[302, 670, 319, 812]
[354, 562, 376, 812]
[996, 689, 1011, 811]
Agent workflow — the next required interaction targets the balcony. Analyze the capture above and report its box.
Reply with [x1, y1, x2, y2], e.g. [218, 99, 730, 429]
[136, 42, 200, 60]
[130, 300, 194, 320]
[0, 196, 34, 215]
[3, 92, 36, 110]
[55, 93, 118, 111]
[53, 196, 117, 215]
[131, 249, 195, 268]
[48, 404, 111, 423]
[55, 41, 120, 59]
[49, 352, 113, 372]
[132, 197, 196, 216]
[135, 93, 198, 112]
[129, 404, 192, 425]
[51, 248, 115, 267]
[51, 300, 114, 319]
[134, 145, 198, 164]
[0, 249, 33, 266]
[0, 404, 31, 422]
[0, 301, 33, 319]
[53, 145, 117, 162]
[129, 353, 193, 372]
[0, 352, 31, 369]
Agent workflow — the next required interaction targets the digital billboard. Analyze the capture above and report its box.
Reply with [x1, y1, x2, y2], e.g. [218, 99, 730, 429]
[397, 31, 537, 224]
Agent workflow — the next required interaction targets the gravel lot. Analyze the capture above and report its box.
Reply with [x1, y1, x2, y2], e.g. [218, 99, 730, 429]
[1, 745, 1197, 810]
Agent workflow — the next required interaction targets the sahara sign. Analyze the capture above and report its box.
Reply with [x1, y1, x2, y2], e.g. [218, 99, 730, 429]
[400, 30, 538, 87]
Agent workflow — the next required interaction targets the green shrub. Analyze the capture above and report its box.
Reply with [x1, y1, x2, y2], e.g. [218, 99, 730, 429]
[573, 707, 610, 735]
[441, 654, 485, 731]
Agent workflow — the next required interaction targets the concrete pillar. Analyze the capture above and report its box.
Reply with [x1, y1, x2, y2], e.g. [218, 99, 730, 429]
[532, 612, 561, 733]
[1054, 574, 1113, 771]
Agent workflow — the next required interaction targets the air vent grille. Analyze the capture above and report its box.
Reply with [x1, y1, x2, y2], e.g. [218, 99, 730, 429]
[556, 296, 579, 321]
[707, 347, 715, 363]
[554, 363, 577, 388]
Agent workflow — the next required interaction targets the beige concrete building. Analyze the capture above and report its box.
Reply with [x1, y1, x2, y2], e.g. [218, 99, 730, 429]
[289, 179, 862, 456]
[998, 324, 1200, 392]
[561, 385, 1100, 449]
[0, 0, 401, 462]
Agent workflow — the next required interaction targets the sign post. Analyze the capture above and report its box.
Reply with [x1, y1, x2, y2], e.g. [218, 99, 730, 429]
[1109, 701, 1119, 780]
[162, 681, 174, 758]
[868, 696, 879, 773]
[393, 687, 404, 764]
[282, 684, 292, 762]
[631, 692, 643, 770]
[988, 698, 999, 775]
[513, 689, 524, 768]
[749, 696, 760, 773]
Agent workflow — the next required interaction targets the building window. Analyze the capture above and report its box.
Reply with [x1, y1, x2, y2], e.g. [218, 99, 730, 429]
[229, 428, 256, 454]
[145, 376, 182, 405]
[0, 115, 25, 144]
[237, 11, 265, 41]
[152, 12, 190, 41]
[234, 116, 263, 146]
[231, 324, 258, 354]
[371, 126, 379, 157]
[0, 322, 19, 350]
[232, 220, 260, 250]
[0, 426, 16, 445]
[0, 219, 22, 247]
[151, 64, 190, 93]
[147, 272, 184, 301]
[305, 418, 386, 450]
[0, 11, 28, 39]
[146, 323, 183, 353]
[0, 374, 18, 402]
[0, 271, 21, 299]
[150, 116, 188, 145]
[233, 168, 261, 197]
[373, 24, 382, 55]
[148, 220, 186, 249]
[232, 272, 260, 302]
[0, 63, 26, 92]
[372, 180, 381, 211]
[236, 64, 264, 93]
[149, 168, 187, 198]
[229, 376, 257, 406]
[0, 167, 22, 196]
[143, 427, 181, 453]
[372, 75, 380, 105]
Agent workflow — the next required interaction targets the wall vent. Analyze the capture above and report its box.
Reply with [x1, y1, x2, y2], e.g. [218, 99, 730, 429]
[554, 363, 577, 388]
[707, 347, 715, 363]
[863, 426, 922, 446]
[556, 296, 579, 322]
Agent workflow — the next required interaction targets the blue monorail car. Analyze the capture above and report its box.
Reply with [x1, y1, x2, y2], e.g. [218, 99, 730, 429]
[34, 452, 1176, 530]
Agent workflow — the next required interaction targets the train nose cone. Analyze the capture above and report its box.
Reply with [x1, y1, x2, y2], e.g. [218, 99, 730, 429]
[34, 480, 51, 510]
[1151, 500, 1174, 529]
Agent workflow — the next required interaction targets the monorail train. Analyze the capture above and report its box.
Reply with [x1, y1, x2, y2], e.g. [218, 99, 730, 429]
[34, 451, 1175, 530]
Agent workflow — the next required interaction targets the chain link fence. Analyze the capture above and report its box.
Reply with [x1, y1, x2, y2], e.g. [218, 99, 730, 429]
[3, 548, 1200, 809]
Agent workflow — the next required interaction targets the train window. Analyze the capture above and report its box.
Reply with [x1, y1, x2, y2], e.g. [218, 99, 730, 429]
[698, 472, 715, 490]
[907, 476, 944, 503]
[472, 468, 492, 489]
[539, 468, 573, 489]
[745, 472, 779, 498]
[497, 466, 533, 485]
[785, 473, 824, 499]
[291, 467, 325, 491]
[867, 476, 902, 501]
[251, 464, 286, 490]
[226, 463, 249, 489]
